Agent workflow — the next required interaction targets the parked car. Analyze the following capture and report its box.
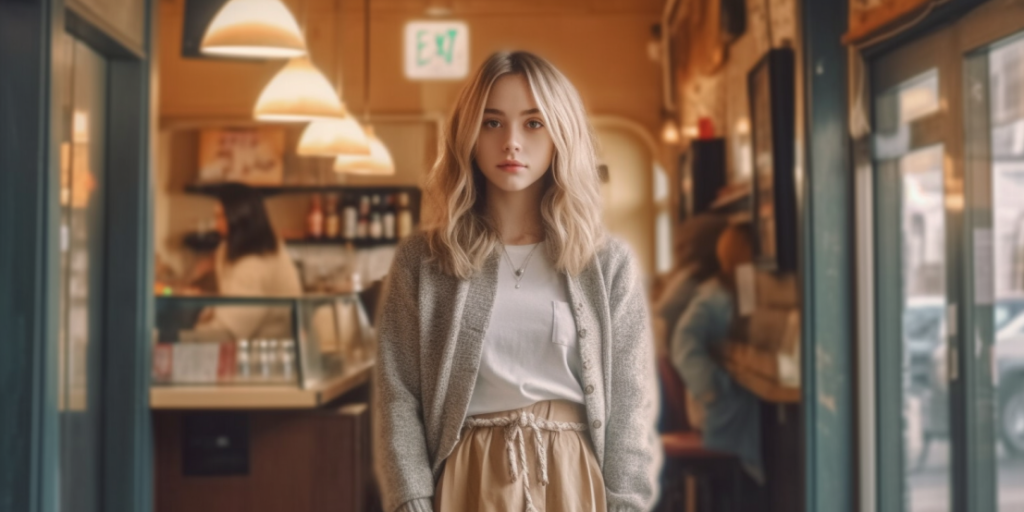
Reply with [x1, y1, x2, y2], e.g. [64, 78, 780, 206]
[926, 298, 1024, 458]
[995, 309, 1024, 456]
[905, 296, 946, 393]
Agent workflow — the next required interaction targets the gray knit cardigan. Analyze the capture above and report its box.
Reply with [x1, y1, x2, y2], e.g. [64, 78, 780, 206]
[372, 232, 662, 512]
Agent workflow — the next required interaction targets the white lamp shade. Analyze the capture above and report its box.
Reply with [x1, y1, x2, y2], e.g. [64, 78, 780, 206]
[297, 118, 372, 157]
[333, 127, 395, 175]
[254, 57, 346, 122]
[200, 0, 306, 58]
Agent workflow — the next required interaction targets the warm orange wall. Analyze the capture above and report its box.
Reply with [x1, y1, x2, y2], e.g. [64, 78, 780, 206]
[156, 0, 668, 279]
[158, 0, 664, 138]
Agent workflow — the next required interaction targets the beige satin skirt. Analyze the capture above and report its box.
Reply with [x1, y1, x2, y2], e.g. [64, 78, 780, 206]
[434, 400, 607, 512]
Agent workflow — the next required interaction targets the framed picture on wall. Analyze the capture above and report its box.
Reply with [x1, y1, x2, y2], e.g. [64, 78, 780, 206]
[197, 127, 285, 186]
[677, 139, 726, 221]
[747, 47, 797, 272]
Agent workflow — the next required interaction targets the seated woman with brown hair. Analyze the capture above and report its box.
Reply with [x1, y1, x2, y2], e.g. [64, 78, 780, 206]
[668, 222, 763, 485]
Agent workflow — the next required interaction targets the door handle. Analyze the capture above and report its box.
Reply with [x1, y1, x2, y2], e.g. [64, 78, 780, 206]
[947, 303, 958, 382]
[949, 345, 959, 382]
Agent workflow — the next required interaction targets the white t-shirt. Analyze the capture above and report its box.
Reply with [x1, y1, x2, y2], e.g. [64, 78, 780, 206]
[466, 241, 586, 416]
[205, 243, 304, 340]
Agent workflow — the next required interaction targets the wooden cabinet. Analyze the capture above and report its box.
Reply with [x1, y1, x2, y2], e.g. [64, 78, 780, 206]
[154, 391, 377, 512]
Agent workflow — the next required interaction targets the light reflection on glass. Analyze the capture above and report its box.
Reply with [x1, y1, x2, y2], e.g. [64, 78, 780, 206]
[900, 71, 941, 124]
[901, 143, 949, 512]
[986, 34, 1024, 512]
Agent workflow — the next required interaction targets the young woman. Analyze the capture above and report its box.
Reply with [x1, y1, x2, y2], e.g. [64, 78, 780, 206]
[669, 223, 763, 485]
[194, 183, 303, 340]
[651, 214, 729, 357]
[373, 51, 661, 512]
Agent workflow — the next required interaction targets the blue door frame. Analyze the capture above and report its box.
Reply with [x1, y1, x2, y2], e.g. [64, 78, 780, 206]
[801, 0, 855, 511]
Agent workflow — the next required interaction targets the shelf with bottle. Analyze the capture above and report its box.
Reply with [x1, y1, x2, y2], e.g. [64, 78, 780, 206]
[184, 182, 421, 201]
[185, 183, 422, 246]
[288, 238, 403, 248]
[299, 189, 417, 246]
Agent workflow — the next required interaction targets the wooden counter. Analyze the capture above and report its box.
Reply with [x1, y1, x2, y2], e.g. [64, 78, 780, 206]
[150, 358, 375, 410]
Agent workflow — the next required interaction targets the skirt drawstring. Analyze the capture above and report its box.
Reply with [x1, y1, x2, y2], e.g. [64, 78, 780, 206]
[464, 412, 588, 512]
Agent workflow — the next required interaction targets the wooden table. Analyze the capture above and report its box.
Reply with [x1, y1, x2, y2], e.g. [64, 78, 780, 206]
[721, 343, 801, 404]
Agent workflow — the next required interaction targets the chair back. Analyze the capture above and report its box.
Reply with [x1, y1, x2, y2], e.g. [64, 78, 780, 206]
[657, 355, 693, 432]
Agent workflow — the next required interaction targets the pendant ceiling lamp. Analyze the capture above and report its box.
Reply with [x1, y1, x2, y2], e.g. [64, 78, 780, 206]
[254, 57, 346, 122]
[297, 117, 371, 156]
[294, 0, 371, 157]
[333, 126, 395, 175]
[200, 0, 307, 58]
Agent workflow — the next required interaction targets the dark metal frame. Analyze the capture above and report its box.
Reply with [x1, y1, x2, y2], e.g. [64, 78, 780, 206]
[748, 47, 797, 272]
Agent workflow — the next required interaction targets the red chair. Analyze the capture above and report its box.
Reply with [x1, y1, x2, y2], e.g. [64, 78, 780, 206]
[656, 355, 741, 512]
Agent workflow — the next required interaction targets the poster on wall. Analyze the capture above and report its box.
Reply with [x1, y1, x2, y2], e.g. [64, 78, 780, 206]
[197, 128, 285, 186]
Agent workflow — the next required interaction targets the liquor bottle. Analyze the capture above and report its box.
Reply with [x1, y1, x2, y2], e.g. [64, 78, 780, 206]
[324, 194, 340, 239]
[236, 339, 251, 380]
[342, 193, 358, 242]
[266, 339, 281, 379]
[369, 194, 383, 240]
[307, 195, 324, 239]
[382, 194, 396, 241]
[357, 194, 369, 240]
[280, 339, 295, 380]
[254, 339, 270, 380]
[396, 192, 414, 239]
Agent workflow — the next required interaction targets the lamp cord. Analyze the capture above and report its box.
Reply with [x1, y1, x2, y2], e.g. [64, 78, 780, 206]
[363, 0, 371, 122]
[334, 0, 344, 97]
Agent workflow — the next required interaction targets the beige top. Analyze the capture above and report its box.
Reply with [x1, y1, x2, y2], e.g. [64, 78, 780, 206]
[206, 243, 303, 340]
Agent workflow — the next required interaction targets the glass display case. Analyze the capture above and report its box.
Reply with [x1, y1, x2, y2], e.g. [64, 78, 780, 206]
[150, 293, 375, 409]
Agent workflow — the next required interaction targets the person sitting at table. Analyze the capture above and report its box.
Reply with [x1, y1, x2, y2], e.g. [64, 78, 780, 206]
[669, 222, 763, 485]
[651, 214, 728, 356]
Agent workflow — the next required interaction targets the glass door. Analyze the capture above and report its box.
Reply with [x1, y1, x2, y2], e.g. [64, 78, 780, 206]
[872, 33, 954, 511]
[871, 3, 1024, 512]
[962, 28, 1024, 512]
[56, 32, 108, 512]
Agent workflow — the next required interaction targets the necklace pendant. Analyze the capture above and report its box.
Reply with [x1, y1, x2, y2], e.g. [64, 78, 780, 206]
[515, 283, 521, 289]
[515, 269, 524, 277]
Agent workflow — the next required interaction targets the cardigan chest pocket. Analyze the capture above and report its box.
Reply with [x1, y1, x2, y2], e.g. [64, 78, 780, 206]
[550, 301, 579, 348]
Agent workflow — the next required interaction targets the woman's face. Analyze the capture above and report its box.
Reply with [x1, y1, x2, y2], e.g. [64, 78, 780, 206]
[474, 74, 555, 194]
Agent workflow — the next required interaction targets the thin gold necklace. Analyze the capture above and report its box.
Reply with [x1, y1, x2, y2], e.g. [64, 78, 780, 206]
[501, 242, 541, 289]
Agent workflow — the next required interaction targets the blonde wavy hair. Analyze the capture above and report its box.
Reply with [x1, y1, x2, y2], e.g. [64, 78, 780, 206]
[424, 51, 605, 279]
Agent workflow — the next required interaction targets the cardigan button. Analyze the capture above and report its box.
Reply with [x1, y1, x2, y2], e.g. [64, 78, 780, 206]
[585, 385, 595, 395]
[578, 328, 588, 339]
[592, 420, 602, 429]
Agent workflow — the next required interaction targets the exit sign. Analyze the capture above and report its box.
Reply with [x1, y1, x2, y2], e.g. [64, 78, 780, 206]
[404, 21, 469, 80]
